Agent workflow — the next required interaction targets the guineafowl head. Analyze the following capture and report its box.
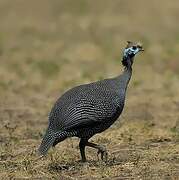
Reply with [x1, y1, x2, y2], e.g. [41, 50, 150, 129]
[122, 41, 144, 68]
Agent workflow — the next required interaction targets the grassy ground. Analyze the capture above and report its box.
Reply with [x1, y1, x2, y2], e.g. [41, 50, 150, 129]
[0, 0, 179, 179]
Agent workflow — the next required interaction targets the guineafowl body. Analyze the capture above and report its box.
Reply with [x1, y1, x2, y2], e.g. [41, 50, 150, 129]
[39, 41, 144, 162]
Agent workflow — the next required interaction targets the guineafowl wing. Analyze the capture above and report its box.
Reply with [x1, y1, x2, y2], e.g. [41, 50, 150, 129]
[48, 80, 124, 132]
[63, 98, 121, 131]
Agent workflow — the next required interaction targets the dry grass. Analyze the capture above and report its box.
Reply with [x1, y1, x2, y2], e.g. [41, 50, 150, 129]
[1, 0, 179, 179]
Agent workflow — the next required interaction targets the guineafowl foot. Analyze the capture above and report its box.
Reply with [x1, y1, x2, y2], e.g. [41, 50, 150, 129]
[79, 138, 108, 162]
[81, 157, 87, 162]
[97, 146, 108, 162]
[85, 142, 108, 162]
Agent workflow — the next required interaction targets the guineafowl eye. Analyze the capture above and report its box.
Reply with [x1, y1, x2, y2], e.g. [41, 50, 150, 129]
[132, 46, 137, 50]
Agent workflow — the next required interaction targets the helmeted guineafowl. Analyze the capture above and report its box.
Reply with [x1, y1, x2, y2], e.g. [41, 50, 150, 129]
[38, 41, 144, 162]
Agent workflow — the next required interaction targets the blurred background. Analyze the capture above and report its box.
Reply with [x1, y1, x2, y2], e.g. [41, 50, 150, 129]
[0, 0, 179, 179]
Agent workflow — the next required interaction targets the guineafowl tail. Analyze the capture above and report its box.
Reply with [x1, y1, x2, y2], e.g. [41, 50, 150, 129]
[38, 129, 56, 156]
[38, 129, 68, 156]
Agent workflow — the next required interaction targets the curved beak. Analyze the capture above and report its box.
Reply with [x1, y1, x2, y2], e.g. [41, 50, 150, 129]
[139, 47, 144, 51]
[137, 44, 144, 52]
[137, 46, 144, 52]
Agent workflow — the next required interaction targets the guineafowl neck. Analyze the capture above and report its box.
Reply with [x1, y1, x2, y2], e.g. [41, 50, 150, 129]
[119, 56, 133, 89]
[114, 65, 132, 93]
[122, 66, 132, 84]
[121, 66, 132, 88]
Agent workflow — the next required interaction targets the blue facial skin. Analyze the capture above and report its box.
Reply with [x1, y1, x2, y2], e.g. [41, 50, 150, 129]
[123, 47, 140, 59]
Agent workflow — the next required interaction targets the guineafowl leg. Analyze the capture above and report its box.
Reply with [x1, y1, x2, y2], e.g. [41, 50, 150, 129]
[86, 142, 108, 162]
[79, 138, 88, 162]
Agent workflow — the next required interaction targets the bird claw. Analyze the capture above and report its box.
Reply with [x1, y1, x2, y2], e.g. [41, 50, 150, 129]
[97, 146, 108, 162]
